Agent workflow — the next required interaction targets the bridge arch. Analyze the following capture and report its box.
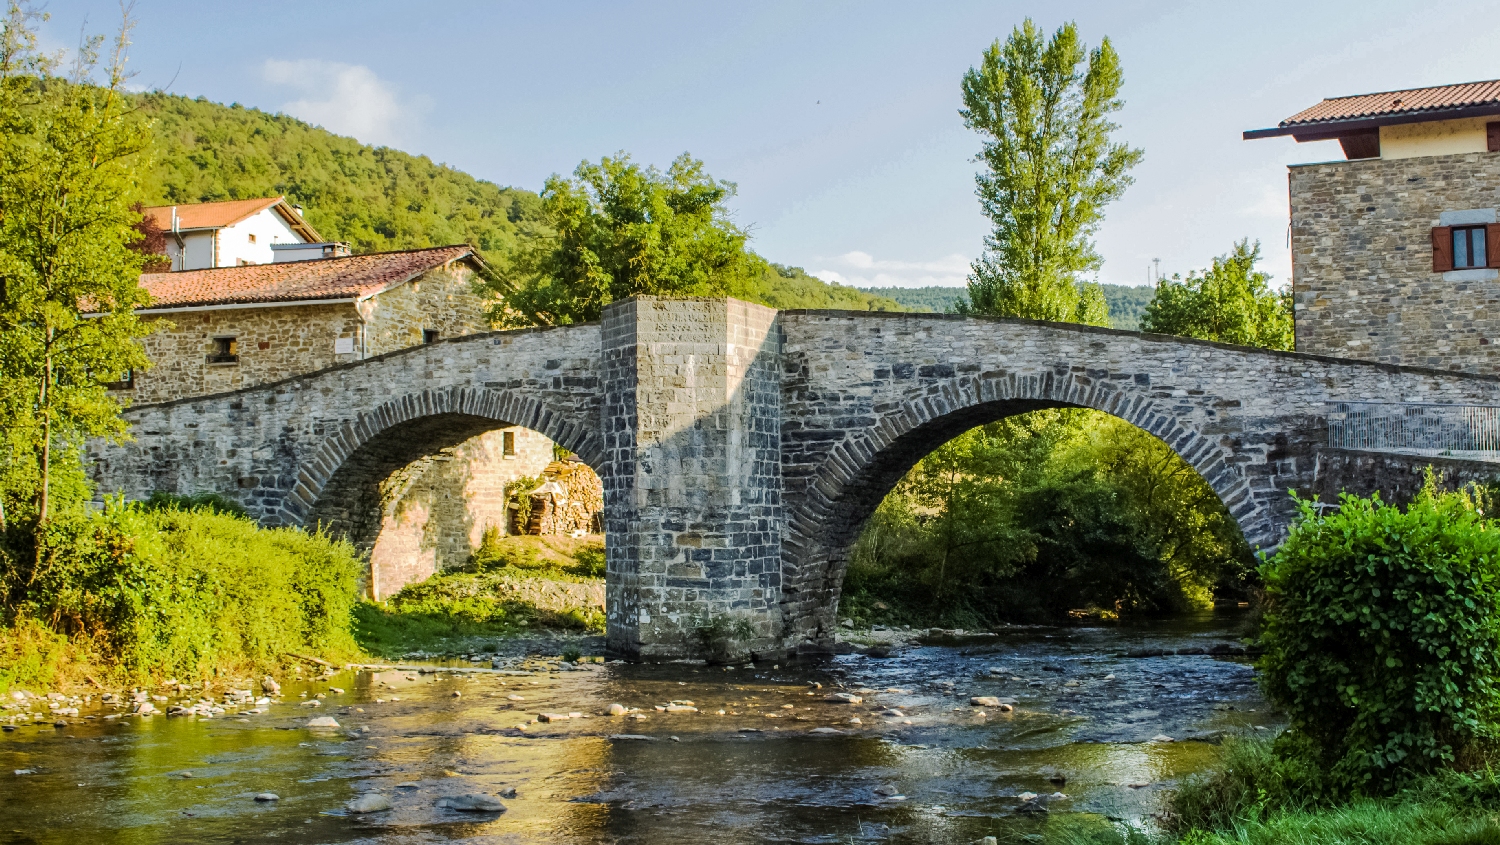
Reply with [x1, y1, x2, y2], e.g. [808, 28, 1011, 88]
[778, 364, 1265, 647]
[279, 385, 605, 529]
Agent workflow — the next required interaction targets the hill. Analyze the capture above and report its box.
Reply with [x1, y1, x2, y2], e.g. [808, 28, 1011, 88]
[136, 92, 545, 257]
[863, 283, 1156, 329]
[133, 91, 902, 313]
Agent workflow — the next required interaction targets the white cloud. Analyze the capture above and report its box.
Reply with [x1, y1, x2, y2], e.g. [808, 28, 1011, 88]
[810, 251, 971, 289]
[262, 59, 403, 145]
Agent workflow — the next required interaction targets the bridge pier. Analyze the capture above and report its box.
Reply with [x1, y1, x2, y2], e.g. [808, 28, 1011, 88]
[600, 298, 788, 660]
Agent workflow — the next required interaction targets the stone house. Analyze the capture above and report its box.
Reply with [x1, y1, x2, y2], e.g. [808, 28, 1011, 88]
[1246, 79, 1500, 373]
[140, 196, 338, 270]
[112, 216, 602, 597]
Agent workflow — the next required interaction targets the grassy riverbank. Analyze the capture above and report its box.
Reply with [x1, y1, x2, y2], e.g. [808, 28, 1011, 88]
[0, 507, 606, 693]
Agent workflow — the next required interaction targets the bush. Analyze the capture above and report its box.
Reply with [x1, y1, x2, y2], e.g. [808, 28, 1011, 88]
[3, 500, 362, 683]
[1258, 486, 1500, 794]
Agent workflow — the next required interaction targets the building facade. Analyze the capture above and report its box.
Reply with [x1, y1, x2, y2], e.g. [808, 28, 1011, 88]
[1248, 79, 1500, 374]
[141, 196, 328, 270]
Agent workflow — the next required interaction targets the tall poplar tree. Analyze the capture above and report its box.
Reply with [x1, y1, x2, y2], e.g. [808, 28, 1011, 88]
[959, 20, 1141, 326]
[0, 3, 154, 529]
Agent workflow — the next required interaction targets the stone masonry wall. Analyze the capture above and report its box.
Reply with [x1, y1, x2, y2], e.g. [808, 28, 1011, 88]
[601, 297, 783, 659]
[1311, 447, 1500, 508]
[1291, 151, 1500, 373]
[362, 264, 493, 355]
[367, 426, 554, 600]
[130, 303, 362, 403]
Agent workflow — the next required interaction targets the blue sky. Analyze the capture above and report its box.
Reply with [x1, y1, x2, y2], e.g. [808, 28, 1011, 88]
[44, 1, 1500, 288]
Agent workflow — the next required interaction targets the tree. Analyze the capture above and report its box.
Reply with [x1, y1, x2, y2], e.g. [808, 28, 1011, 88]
[492, 153, 766, 326]
[0, 2, 154, 529]
[1140, 239, 1293, 350]
[958, 19, 1141, 326]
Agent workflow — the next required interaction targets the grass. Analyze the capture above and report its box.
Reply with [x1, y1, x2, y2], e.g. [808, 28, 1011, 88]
[354, 534, 606, 657]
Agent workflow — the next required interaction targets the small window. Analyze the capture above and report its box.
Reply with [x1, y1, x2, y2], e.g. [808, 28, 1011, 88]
[248, 233, 257, 244]
[208, 337, 239, 364]
[422, 329, 440, 344]
[1454, 226, 1489, 269]
[502, 431, 516, 457]
[105, 369, 135, 390]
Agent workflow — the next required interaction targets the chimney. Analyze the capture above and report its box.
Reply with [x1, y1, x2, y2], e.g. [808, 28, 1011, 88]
[292, 204, 304, 217]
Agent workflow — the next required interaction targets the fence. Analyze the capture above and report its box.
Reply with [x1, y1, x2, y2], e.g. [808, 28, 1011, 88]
[1327, 401, 1500, 455]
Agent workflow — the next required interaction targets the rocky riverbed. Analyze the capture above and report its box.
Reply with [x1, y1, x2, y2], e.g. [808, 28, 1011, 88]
[0, 610, 1272, 843]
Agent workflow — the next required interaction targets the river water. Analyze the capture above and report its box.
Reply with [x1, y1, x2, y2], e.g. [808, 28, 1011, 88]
[1, 611, 1272, 844]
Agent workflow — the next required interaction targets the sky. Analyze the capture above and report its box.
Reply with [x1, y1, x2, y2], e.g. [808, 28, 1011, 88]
[42, 1, 1500, 289]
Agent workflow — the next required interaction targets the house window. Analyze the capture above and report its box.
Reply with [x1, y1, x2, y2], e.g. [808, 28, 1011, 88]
[502, 431, 516, 457]
[208, 337, 239, 364]
[105, 369, 134, 390]
[1455, 226, 1488, 269]
[248, 233, 257, 244]
[422, 329, 440, 344]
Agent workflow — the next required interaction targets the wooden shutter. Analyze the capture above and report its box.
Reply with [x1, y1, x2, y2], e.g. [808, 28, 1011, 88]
[1433, 226, 1454, 272]
[1487, 225, 1500, 268]
[1489, 121, 1500, 152]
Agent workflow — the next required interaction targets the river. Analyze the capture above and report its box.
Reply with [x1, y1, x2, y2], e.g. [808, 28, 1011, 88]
[1, 610, 1271, 844]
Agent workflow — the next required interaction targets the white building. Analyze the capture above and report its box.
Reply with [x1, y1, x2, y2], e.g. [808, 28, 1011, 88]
[141, 196, 345, 270]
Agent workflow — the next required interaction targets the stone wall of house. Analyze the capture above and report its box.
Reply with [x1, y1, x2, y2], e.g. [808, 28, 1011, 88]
[1290, 150, 1500, 374]
[130, 303, 362, 403]
[368, 426, 555, 600]
[362, 264, 492, 354]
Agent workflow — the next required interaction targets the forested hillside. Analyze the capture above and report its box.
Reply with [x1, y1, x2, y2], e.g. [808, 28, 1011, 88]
[865, 283, 1153, 328]
[136, 92, 546, 257]
[134, 92, 903, 312]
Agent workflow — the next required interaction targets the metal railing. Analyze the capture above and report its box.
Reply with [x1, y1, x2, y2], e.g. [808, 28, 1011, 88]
[1328, 401, 1500, 455]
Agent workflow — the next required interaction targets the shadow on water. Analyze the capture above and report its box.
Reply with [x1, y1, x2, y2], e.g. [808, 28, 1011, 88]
[0, 609, 1271, 844]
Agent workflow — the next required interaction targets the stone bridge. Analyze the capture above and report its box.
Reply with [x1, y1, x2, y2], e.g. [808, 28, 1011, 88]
[89, 297, 1500, 659]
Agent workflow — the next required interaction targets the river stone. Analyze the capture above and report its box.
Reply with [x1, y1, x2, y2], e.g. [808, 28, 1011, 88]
[437, 793, 507, 813]
[970, 696, 1001, 707]
[824, 693, 862, 704]
[306, 716, 340, 728]
[665, 705, 697, 713]
[608, 703, 627, 716]
[873, 784, 900, 797]
[809, 727, 843, 734]
[499, 787, 518, 798]
[537, 713, 569, 723]
[608, 734, 656, 741]
[347, 793, 392, 813]
[253, 793, 279, 802]
[1151, 734, 1175, 743]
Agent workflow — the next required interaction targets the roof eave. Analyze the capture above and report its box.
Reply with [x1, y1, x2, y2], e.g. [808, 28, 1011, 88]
[1244, 102, 1500, 141]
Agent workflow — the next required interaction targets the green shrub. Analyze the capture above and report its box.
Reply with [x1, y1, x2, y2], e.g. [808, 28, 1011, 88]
[142, 490, 247, 517]
[5, 500, 362, 683]
[1258, 486, 1500, 794]
[694, 614, 756, 664]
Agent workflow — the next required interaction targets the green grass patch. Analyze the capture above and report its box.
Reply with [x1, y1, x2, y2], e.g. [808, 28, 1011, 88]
[354, 567, 605, 657]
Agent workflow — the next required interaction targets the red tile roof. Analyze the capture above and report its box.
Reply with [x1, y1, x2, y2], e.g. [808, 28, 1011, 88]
[141, 196, 322, 242]
[1245, 79, 1500, 140]
[139, 245, 481, 310]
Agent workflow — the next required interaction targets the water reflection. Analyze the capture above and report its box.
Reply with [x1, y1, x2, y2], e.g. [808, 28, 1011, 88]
[0, 611, 1271, 844]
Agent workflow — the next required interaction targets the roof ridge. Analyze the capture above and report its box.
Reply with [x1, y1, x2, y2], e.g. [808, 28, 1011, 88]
[1319, 78, 1500, 103]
